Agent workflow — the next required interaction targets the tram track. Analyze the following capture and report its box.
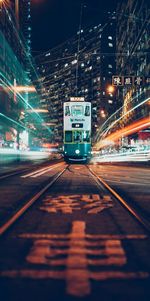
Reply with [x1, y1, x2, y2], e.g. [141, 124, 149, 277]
[0, 164, 149, 301]
[88, 165, 150, 233]
[0, 164, 68, 236]
[0, 163, 149, 238]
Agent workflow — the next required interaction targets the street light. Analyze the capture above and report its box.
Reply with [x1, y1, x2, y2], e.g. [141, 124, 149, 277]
[0, 0, 9, 6]
[107, 85, 115, 93]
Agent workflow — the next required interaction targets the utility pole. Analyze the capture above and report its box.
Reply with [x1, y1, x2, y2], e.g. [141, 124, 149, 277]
[15, 0, 19, 28]
[75, 3, 84, 97]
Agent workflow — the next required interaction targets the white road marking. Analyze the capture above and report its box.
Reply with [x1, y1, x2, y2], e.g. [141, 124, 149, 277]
[21, 163, 64, 178]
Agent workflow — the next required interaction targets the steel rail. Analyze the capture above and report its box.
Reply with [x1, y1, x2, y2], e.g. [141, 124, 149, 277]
[88, 166, 150, 233]
[0, 166, 68, 236]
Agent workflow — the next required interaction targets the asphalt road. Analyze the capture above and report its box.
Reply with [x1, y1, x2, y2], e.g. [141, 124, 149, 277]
[90, 164, 150, 222]
[0, 162, 150, 301]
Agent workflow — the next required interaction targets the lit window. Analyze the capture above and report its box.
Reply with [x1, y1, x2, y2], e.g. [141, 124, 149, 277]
[108, 100, 113, 104]
[108, 36, 112, 40]
[108, 43, 113, 47]
[71, 59, 77, 65]
[108, 64, 112, 68]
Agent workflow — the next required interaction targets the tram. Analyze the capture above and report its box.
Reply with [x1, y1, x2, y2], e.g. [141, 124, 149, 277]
[63, 99, 91, 163]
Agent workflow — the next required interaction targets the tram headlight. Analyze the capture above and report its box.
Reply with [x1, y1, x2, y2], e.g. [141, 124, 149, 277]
[75, 149, 80, 154]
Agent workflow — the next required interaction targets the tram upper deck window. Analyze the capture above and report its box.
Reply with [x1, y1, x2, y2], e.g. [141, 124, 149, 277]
[65, 106, 70, 116]
[65, 131, 72, 142]
[71, 105, 83, 116]
[85, 105, 90, 116]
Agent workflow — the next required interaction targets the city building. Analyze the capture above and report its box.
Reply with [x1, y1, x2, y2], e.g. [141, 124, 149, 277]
[0, 0, 37, 149]
[35, 13, 116, 145]
[116, 0, 150, 130]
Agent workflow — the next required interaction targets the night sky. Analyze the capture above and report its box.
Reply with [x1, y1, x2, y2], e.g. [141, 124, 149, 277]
[31, 0, 118, 54]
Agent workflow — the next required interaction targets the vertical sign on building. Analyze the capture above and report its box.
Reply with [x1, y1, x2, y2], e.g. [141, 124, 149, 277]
[112, 76, 124, 86]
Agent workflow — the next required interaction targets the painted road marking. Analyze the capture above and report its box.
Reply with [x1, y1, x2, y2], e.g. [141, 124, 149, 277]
[40, 194, 114, 214]
[0, 222, 149, 297]
[21, 163, 64, 178]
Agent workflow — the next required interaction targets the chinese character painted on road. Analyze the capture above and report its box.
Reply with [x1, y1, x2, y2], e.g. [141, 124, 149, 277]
[39, 194, 114, 214]
[24, 221, 127, 297]
[0, 224, 148, 298]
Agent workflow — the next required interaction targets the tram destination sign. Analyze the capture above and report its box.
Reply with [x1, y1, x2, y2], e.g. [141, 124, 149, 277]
[70, 97, 85, 102]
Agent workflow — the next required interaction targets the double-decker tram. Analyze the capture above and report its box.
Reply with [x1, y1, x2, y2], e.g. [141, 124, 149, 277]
[63, 98, 91, 163]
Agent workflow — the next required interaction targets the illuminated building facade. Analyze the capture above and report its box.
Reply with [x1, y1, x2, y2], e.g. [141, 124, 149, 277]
[0, 1, 32, 148]
[35, 15, 116, 144]
[116, 0, 150, 128]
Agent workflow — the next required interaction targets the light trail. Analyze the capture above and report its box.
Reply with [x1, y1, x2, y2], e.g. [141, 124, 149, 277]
[96, 96, 150, 141]
[91, 150, 150, 163]
[0, 71, 51, 133]
[95, 116, 150, 149]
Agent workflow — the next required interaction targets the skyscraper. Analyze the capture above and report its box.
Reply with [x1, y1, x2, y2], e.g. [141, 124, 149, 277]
[116, 0, 150, 126]
[34, 14, 116, 145]
[0, 0, 32, 148]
